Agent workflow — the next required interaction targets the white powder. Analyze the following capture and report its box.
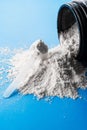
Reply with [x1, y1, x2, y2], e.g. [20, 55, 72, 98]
[3, 23, 87, 99]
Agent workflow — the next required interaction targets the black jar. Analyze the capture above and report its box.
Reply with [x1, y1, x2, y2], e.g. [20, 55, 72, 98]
[57, 0, 87, 66]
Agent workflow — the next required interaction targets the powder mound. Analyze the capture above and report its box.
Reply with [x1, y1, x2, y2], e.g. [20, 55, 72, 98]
[4, 23, 87, 99]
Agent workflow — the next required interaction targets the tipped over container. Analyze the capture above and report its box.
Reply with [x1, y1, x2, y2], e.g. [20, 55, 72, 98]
[57, 0, 87, 66]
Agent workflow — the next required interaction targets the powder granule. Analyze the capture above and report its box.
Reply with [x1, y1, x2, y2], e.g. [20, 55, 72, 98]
[4, 23, 87, 99]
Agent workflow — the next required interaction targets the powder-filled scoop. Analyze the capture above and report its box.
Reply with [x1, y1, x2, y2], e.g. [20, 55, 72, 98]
[3, 40, 48, 98]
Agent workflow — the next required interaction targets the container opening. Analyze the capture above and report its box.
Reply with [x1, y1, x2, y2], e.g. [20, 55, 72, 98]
[58, 6, 76, 32]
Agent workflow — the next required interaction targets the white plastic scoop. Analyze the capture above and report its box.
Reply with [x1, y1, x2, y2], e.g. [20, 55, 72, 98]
[3, 40, 48, 98]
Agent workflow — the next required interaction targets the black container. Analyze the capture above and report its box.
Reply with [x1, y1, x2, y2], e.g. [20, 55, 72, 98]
[57, 0, 87, 66]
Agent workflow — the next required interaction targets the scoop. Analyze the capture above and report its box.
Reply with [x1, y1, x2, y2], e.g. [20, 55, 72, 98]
[3, 40, 48, 98]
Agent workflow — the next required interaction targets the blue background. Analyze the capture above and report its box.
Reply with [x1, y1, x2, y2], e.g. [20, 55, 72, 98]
[0, 0, 87, 130]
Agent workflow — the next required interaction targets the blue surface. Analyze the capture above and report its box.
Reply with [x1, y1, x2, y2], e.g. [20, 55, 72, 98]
[0, 0, 87, 130]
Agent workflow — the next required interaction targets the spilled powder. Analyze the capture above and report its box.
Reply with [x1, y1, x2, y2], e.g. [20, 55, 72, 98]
[3, 23, 87, 99]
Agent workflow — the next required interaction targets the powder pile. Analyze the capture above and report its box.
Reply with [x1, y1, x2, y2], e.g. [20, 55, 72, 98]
[3, 23, 87, 99]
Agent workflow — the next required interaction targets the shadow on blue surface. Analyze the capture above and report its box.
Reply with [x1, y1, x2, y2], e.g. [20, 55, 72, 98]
[0, 88, 87, 130]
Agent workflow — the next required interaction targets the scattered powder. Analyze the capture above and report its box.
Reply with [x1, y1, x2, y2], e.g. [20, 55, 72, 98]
[3, 23, 87, 99]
